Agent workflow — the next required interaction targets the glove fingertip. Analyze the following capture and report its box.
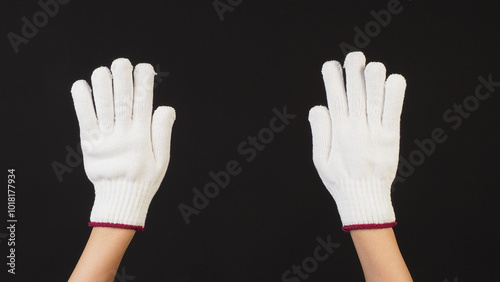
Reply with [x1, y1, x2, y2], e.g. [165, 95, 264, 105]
[344, 51, 366, 69]
[134, 63, 156, 76]
[308, 105, 329, 122]
[111, 58, 133, 72]
[321, 60, 342, 75]
[386, 74, 407, 92]
[91, 66, 112, 81]
[153, 106, 176, 124]
[71, 79, 91, 98]
[364, 62, 386, 76]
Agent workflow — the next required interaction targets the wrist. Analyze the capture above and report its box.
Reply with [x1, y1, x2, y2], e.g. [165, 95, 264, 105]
[89, 226, 136, 245]
[330, 178, 396, 232]
[89, 179, 159, 231]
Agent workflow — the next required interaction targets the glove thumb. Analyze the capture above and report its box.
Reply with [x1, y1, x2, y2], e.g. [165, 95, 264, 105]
[151, 106, 176, 172]
[308, 106, 332, 171]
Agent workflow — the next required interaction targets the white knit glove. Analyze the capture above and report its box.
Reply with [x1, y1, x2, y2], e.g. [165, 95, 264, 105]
[308, 52, 406, 232]
[71, 58, 176, 231]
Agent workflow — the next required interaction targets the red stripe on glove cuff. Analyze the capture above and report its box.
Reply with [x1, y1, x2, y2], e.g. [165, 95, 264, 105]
[89, 222, 144, 231]
[342, 222, 397, 232]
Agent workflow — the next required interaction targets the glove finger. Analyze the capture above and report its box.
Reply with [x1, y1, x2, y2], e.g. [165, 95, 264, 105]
[322, 60, 348, 118]
[71, 80, 99, 141]
[308, 106, 332, 170]
[365, 62, 386, 123]
[383, 74, 406, 129]
[151, 106, 176, 172]
[91, 66, 114, 132]
[344, 51, 367, 117]
[111, 58, 134, 122]
[132, 63, 155, 122]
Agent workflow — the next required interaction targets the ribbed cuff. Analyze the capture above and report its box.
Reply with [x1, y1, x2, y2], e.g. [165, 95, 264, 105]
[342, 222, 396, 232]
[331, 178, 396, 232]
[88, 222, 144, 231]
[89, 179, 157, 231]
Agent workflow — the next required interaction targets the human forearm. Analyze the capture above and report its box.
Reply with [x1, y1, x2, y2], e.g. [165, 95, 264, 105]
[350, 228, 412, 282]
[69, 227, 135, 282]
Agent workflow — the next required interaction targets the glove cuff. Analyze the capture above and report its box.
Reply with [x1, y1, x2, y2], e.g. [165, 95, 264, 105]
[88, 179, 158, 231]
[331, 178, 396, 232]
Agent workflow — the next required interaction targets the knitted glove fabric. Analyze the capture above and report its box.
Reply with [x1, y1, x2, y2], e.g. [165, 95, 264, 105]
[71, 58, 176, 231]
[308, 52, 406, 232]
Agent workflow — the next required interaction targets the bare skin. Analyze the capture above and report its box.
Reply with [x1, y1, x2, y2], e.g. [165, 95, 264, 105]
[350, 228, 412, 282]
[69, 227, 135, 282]
[68, 227, 412, 281]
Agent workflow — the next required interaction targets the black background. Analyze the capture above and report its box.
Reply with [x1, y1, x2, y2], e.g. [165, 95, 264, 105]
[2, 0, 500, 281]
